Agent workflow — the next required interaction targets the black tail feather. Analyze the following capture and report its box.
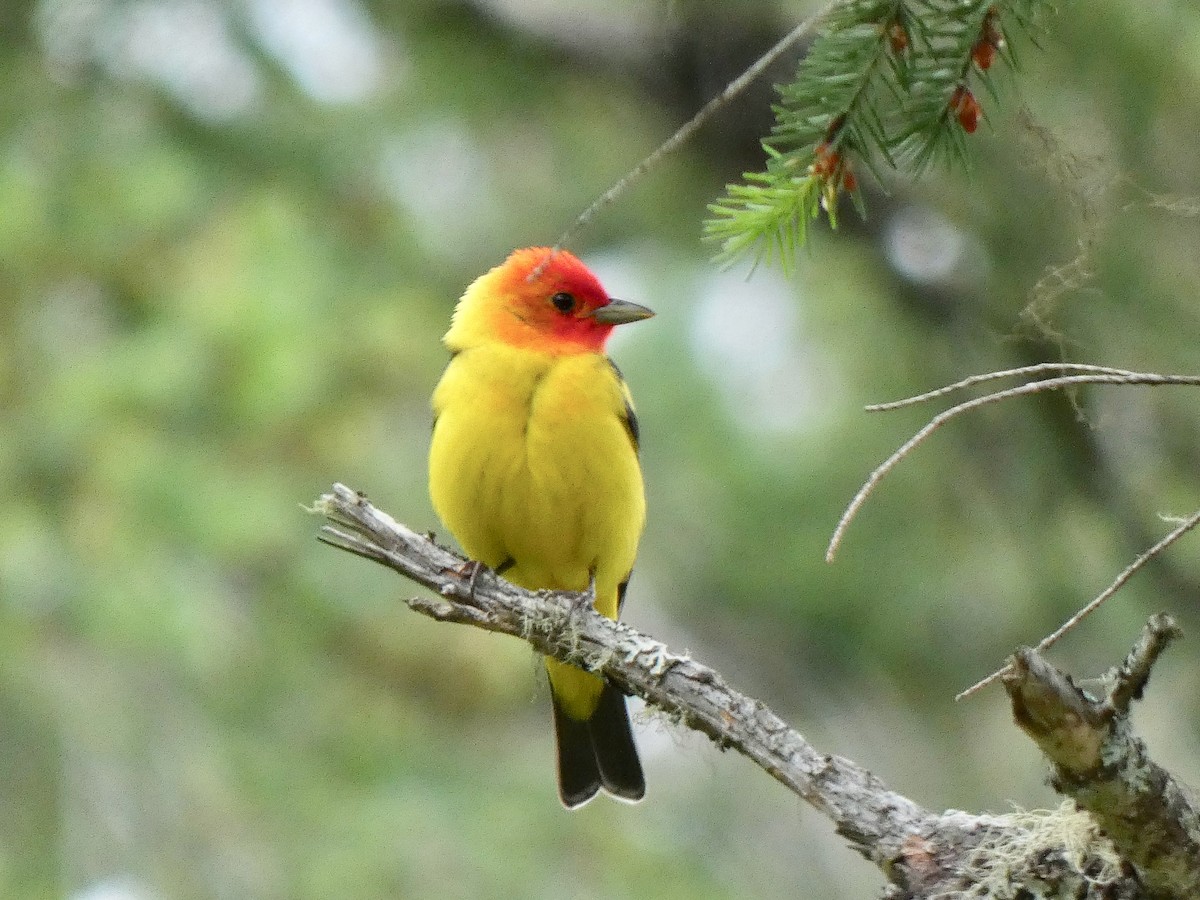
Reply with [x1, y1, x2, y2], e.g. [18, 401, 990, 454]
[551, 694, 603, 809]
[550, 681, 644, 808]
[589, 682, 644, 802]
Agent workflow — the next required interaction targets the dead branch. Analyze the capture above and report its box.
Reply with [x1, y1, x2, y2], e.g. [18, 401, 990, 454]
[828, 367, 1200, 563]
[1004, 614, 1200, 898]
[311, 483, 1198, 898]
[828, 365, 1200, 710]
[313, 485, 934, 865]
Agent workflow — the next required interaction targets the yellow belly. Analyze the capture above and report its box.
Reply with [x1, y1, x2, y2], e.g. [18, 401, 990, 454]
[429, 344, 644, 617]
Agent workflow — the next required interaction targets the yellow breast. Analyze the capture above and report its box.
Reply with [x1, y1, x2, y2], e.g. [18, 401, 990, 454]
[428, 344, 644, 619]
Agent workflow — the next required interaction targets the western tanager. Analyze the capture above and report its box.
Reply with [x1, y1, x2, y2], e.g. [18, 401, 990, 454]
[429, 247, 654, 808]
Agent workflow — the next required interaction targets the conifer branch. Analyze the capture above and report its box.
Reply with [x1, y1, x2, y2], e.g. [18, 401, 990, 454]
[706, 0, 1055, 267]
[544, 3, 835, 265]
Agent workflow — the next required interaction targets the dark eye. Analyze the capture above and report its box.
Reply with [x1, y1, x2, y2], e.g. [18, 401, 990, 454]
[551, 292, 576, 313]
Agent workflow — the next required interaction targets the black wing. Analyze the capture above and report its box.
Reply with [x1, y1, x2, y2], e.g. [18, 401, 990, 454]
[608, 358, 640, 452]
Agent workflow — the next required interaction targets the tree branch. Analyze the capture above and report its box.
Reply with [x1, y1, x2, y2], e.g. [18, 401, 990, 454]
[312, 483, 1191, 898]
[1004, 614, 1200, 898]
[313, 485, 933, 861]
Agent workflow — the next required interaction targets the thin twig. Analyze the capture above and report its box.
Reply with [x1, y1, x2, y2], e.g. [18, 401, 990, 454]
[528, 2, 837, 282]
[958, 510, 1200, 701]
[827, 371, 1200, 562]
[1105, 612, 1183, 714]
[864, 363, 1143, 411]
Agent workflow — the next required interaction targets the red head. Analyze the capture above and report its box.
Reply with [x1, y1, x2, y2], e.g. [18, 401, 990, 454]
[445, 248, 654, 354]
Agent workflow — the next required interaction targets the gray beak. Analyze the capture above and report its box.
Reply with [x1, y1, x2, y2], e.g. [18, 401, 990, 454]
[589, 298, 655, 325]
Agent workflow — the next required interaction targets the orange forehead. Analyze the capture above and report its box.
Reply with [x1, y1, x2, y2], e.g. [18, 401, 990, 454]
[495, 247, 609, 308]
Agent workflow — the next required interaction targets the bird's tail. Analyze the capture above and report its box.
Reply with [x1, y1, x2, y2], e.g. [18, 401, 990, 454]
[547, 664, 644, 809]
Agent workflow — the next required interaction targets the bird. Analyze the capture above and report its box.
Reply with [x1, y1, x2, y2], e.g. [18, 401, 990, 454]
[428, 247, 654, 808]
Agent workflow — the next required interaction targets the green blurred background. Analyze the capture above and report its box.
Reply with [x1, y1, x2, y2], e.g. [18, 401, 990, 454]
[4, 0, 1200, 897]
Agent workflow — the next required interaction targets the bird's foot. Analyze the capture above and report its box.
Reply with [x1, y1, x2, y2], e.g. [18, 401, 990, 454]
[441, 556, 516, 599]
[566, 573, 599, 615]
[439, 559, 488, 599]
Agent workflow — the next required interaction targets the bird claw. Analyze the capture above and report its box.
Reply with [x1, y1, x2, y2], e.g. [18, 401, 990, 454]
[566, 573, 599, 615]
[441, 559, 488, 599]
